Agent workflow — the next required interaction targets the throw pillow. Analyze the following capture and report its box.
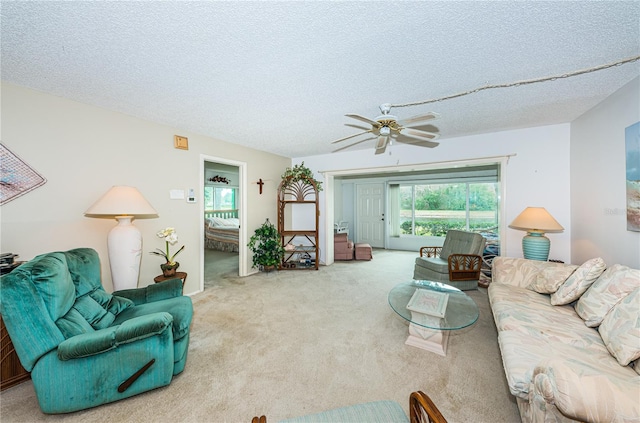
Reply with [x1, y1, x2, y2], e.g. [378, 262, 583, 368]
[598, 287, 640, 366]
[550, 257, 606, 305]
[575, 264, 640, 327]
[528, 265, 579, 294]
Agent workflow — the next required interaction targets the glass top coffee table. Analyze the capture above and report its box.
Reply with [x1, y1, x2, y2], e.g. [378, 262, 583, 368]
[388, 280, 479, 356]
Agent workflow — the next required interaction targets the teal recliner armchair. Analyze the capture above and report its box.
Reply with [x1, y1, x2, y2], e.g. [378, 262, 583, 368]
[0, 248, 193, 414]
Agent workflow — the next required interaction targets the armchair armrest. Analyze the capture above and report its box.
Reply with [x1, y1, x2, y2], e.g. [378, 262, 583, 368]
[447, 254, 482, 281]
[410, 391, 448, 423]
[420, 246, 442, 258]
[114, 278, 183, 305]
[57, 312, 173, 360]
[531, 359, 640, 423]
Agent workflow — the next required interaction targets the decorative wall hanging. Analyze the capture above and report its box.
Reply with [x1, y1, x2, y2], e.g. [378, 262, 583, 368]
[174, 135, 188, 150]
[625, 121, 640, 232]
[0, 143, 47, 205]
[208, 175, 229, 184]
[257, 179, 264, 194]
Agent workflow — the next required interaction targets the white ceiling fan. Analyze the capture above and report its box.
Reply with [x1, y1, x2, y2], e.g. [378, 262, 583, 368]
[331, 103, 440, 154]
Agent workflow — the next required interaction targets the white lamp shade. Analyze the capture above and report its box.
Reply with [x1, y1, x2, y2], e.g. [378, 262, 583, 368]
[508, 207, 564, 233]
[85, 186, 157, 291]
[85, 186, 157, 217]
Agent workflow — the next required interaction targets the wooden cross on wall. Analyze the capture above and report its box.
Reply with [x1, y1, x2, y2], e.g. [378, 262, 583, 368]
[257, 179, 264, 194]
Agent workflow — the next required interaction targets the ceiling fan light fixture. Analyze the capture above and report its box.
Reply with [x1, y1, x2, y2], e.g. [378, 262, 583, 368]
[379, 103, 392, 114]
[332, 103, 441, 153]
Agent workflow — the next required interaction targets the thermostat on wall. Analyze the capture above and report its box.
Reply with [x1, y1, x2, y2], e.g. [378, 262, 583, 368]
[187, 188, 196, 203]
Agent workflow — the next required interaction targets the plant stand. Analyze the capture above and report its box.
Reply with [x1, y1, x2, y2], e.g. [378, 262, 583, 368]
[277, 175, 319, 270]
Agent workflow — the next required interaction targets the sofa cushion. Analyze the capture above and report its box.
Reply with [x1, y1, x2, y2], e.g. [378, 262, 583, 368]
[497, 330, 615, 399]
[414, 256, 448, 274]
[489, 284, 608, 351]
[598, 287, 640, 366]
[531, 357, 640, 423]
[550, 257, 606, 305]
[491, 257, 566, 289]
[528, 265, 578, 294]
[575, 264, 640, 327]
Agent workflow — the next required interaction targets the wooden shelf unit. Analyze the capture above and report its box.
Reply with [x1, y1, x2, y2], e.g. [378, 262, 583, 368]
[277, 176, 319, 270]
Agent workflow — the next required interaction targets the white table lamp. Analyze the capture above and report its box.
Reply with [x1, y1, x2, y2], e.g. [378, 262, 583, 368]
[509, 207, 564, 261]
[85, 186, 158, 291]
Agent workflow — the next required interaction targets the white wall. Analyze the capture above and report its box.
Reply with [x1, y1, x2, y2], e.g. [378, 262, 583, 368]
[0, 83, 290, 294]
[296, 123, 573, 264]
[570, 77, 640, 268]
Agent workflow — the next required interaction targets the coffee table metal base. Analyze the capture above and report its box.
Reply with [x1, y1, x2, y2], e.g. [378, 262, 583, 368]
[405, 323, 449, 356]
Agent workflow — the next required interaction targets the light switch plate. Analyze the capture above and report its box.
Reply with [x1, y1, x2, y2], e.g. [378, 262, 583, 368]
[170, 189, 185, 200]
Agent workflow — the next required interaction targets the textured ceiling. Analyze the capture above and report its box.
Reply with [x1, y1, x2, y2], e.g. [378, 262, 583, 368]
[2, 1, 639, 158]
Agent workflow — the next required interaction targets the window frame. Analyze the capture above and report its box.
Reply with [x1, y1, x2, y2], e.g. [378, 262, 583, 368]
[397, 179, 499, 238]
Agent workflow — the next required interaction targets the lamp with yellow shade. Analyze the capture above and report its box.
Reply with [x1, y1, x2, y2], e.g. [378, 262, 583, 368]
[85, 186, 158, 291]
[509, 207, 564, 261]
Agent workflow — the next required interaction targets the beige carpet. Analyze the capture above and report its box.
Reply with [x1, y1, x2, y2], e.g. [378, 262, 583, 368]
[0, 250, 519, 422]
[204, 249, 239, 288]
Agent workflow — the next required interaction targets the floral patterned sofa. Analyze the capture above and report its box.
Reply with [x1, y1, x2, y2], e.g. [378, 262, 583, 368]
[488, 257, 640, 423]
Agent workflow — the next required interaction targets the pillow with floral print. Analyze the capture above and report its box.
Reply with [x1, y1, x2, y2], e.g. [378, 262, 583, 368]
[528, 265, 579, 294]
[576, 264, 640, 327]
[550, 257, 606, 305]
[598, 287, 640, 366]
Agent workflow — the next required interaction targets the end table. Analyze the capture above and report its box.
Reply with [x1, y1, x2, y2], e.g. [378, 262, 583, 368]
[154, 271, 187, 286]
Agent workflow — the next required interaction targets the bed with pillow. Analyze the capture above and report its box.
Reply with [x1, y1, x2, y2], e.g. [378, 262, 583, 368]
[205, 216, 240, 252]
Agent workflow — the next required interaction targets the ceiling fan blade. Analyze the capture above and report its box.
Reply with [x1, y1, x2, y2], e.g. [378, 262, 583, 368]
[374, 135, 388, 154]
[332, 137, 376, 153]
[345, 123, 371, 131]
[398, 112, 440, 127]
[346, 113, 381, 127]
[331, 129, 374, 144]
[401, 127, 440, 141]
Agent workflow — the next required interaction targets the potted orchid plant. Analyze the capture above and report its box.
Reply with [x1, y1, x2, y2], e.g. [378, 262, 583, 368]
[151, 227, 185, 277]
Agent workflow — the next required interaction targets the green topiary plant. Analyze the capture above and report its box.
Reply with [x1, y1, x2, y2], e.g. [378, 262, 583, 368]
[281, 162, 323, 192]
[247, 218, 285, 271]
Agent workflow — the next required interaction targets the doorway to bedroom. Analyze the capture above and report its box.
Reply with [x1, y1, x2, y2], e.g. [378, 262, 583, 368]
[201, 157, 244, 290]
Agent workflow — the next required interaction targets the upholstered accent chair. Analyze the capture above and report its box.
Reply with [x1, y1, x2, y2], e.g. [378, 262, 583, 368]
[0, 248, 193, 414]
[413, 230, 486, 291]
